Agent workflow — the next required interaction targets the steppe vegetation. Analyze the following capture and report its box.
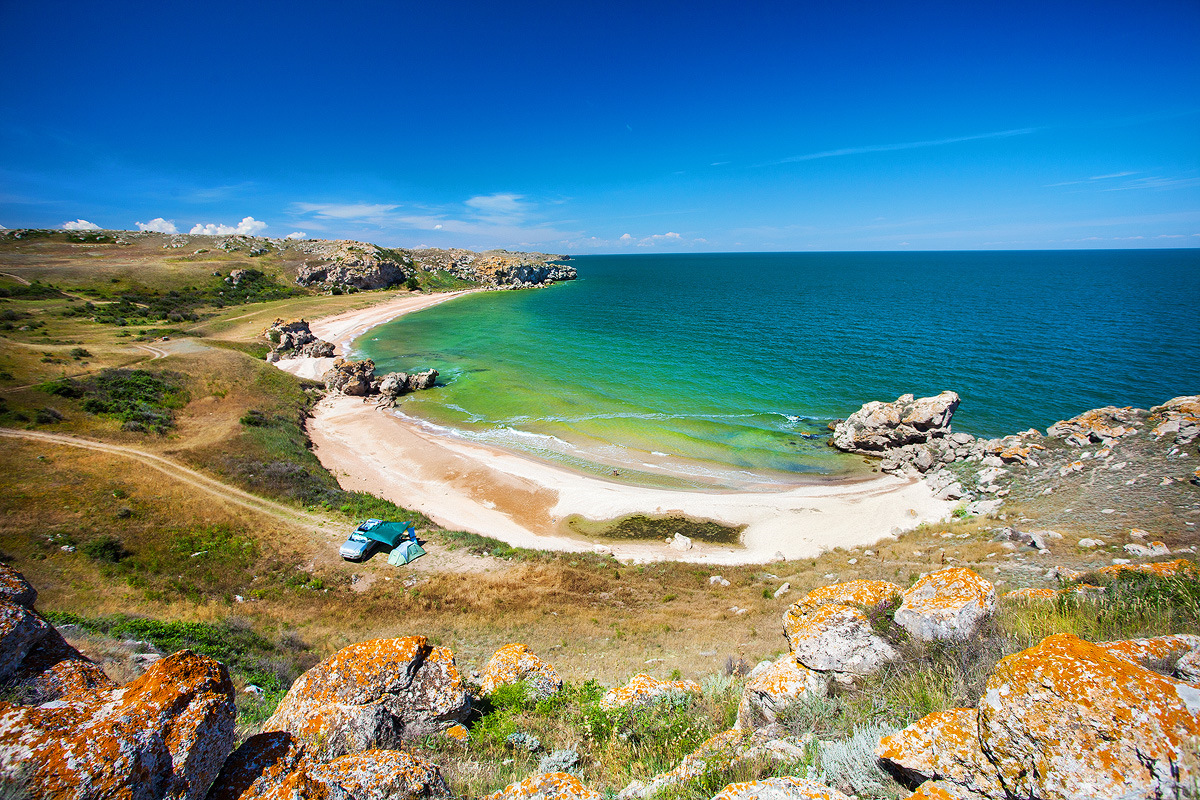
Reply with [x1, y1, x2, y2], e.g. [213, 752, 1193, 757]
[0, 230, 1197, 799]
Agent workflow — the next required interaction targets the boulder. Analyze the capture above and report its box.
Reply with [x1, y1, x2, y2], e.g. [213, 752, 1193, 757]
[830, 392, 960, 454]
[1046, 405, 1140, 443]
[263, 636, 470, 759]
[1150, 395, 1200, 445]
[479, 643, 563, 701]
[599, 673, 700, 710]
[306, 750, 450, 800]
[736, 654, 825, 731]
[207, 731, 308, 800]
[0, 598, 50, 682]
[876, 708, 1005, 798]
[893, 568, 996, 642]
[1098, 633, 1200, 682]
[377, 370, 439, 399]
[0, 564, 36, 607]
[799, 579, 902, 610]
[783, 602, 898, 675]
[1003, 587, 1060, 602]
[618, 729, 745, 799]
[1098, 558, 1197, 579]
[902, 781, 983, 799]
[978, 633, 1200, 800]
[323, 358, 376, 397]
[711, 777, 853, 800]
[0, 649, 236, 800]
[487, 773, 601, 800]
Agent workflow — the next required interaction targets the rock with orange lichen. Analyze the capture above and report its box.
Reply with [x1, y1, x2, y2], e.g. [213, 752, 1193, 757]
[1150, 395, 1200, 444]
[1178, 649, 1200, 684]
[207, 732, 308, 800]
[894, 568, 996, 642]
[784, 601, 898, 675]
[305, 750, 450, 800]
[264, 636, 470, 760]
[737, 654, 825, 731]
[0, 564, 35, 608]
[798, 579, 902, 610]
[0, 598, 50, 682]
[876, 708, 1005, 798]
[1003, 587, 1060, 602]
[487, 772, 602, 800]
[599, 673, 701, 710]
[711, 776, 853, 800]
[978, 633, 1200, 800]
[903, 781, 983, 800]
[0, 648, 235, 800]
[1047, 405, 1140, 443]
[480, 643, 563, 701]
[1098, 558, 1197, 579]
[445, 723, 469, 744]
[1098, 633, 1200, 682]
[619, 729, 747, 799]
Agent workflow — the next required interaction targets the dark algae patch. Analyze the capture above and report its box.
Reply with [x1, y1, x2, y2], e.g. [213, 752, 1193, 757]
[566, 513, 745, 545]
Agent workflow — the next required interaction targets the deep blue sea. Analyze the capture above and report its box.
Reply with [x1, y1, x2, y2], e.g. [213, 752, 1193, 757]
[355, 250, 1200, 488]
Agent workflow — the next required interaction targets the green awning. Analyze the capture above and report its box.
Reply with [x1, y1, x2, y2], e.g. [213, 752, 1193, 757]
[355, 519, 414, 548]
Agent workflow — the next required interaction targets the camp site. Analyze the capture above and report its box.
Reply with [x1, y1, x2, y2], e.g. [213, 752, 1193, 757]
[339, 519, 425, 565]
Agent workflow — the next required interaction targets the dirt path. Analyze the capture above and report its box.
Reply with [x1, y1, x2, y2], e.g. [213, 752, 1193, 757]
[0, 427, 501, 575]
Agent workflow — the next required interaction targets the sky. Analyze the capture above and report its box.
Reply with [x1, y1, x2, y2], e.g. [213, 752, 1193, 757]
[1, 0, 1198, 252]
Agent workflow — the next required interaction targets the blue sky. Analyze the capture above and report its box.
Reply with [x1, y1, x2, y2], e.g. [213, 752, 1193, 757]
[2, 1, 1198, 252]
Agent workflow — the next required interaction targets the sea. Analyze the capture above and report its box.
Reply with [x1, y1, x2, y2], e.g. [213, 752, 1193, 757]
[353, 250, 1200, 490]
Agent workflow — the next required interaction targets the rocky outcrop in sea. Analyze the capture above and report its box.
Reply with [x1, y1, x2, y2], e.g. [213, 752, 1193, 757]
[322, 357, 439, 403]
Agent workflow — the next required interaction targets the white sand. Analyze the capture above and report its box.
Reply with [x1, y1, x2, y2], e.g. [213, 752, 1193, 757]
[275, 291, 956, 564]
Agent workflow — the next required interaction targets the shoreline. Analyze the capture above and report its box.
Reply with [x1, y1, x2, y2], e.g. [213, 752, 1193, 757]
[274, 290, 956, 564]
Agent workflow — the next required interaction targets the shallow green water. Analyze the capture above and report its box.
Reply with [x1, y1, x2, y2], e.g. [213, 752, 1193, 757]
[354, 251, 1200, 489]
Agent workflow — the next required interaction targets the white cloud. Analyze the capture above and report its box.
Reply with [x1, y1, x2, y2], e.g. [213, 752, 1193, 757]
[62, 219, 100, 230]
[293, 203, 398, 221]
[775, 128, 1037, 164]
[619, 233, 634, 243]
[636, 231, 682, 247]
[465, 193, 526, 217]
[189, 216, 268, 236]
[136, 218, 178, 234]
[285, 231, 306, 240]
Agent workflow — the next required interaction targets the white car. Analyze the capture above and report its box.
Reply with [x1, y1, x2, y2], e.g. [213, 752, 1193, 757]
[339, 532, 378, 561]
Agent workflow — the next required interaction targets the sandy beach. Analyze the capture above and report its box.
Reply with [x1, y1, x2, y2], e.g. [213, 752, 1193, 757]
[275, 291, 956, 565]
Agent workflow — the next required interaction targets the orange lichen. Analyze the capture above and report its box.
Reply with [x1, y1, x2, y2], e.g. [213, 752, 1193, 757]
[486, 772, 602, 800]
[894, 567, 995, 642]
[737, 655, 823, 730]
[979, 633, 1200, 800]
[711, 776, 852, 800]
[1098, 634, 1200, 675]
[1003, 587, 1061, 602]
[799, 579, 902, 610]
[1098, 558, 1197, 578]
[480, 643, 562, 699]
[876, 708, 1004, 797]
[600, 673, 700, 710]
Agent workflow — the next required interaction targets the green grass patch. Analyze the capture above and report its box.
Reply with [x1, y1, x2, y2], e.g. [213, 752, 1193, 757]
[42, 368, 188, 433]
[566, 513, 745, 545]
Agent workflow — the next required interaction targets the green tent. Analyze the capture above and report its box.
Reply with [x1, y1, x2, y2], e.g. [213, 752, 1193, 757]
[387, 540, 426, 566]
[356, 519, 414, 548]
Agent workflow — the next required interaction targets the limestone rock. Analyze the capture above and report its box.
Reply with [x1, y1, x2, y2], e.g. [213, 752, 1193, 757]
[902, 781, 985, 799]
[711, 777, 853, 800]
[487, 773, 601, 800]
[876, 708, 1005, 798]
[263, 636, 470, 759]
[1003, 587, 1060, 602]
[830, 391, 960, 454]
[783, 602, 898, 675]
[480, 643, 563, 701]
[0, 564, 36, 607]
[207, 731, 308, 800]
[978, 633, 1200, 800]
[1098, 558, 1196, 579]
[894, 567, 996, 642]
[618, 729, 745, 799]
[736, 654, 825, 731]
[600, 673, 700, 710]
[296, 241, 411, 290]
[1150, 395, 1200, 444]
[1047, 405, 1140, 443]
[306, 750, 450, 800]
[800, 579, 902, 610]
[377, 370, 439, 399]
[323, 358, 376, 397]
[0, 649, 236, 800]
[0, 598, 50, 682]
[1098, 633, 1200, 682]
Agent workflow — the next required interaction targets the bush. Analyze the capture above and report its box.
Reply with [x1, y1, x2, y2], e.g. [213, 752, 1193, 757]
[45, 368, 187, 433]
[83, 535, 129, 563]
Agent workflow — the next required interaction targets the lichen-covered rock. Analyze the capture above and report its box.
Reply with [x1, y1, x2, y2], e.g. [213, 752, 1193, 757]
[486, 773, 601, 800]
[1150, 395, 1200, 444]
[0, 649, 236, 800]
[599, 673, 700, 710]
[263, 636, 470, 759]
[480, 643, 563, 701]
[902, 781, 983, 800]
[1003, 587, 1060, 602]
[978, 633, 1200, 800]
[619, 729, 746, 799]
[876, 708, 1005, 798]
[894, 568, 995, 642]
[1098, 558, 1197, 579]
[798, 579, 902, 610]
[207, 732, 308, 800]
[1098, 633, 1200, 682]
[0, 598, 49, 682]
[1047, 405, 1140, 443]
[711, 776, 853, 800]
[0, 564, 36, 607]
[830, 392, 960, 454]
[307, 750, 450, 800]
[736, 654, 825, 731]
[783, 602, 898, 675]
[323, 358, 376, 397]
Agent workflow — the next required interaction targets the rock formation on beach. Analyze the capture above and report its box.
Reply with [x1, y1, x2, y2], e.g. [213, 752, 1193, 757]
[264, 318, 336, 362]
[321, 357, 439, 403]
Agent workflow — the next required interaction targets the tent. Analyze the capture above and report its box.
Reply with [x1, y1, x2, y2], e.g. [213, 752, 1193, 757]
[356, 519, 426, 565]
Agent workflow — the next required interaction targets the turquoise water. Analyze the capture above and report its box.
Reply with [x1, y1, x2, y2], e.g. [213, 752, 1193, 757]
[355, 250, 1200, 489]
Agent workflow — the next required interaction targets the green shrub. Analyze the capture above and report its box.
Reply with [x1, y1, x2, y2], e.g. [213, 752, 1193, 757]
[83, 535, 129, 563]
